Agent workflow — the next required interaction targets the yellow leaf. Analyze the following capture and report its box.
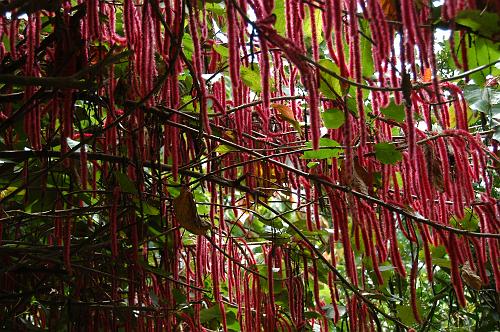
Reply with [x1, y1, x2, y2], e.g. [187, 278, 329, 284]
[271, 103, 295, 122]
[422, 68, 432, 83]
[271, 103, 303, 137]
[223, 130, 236, 141]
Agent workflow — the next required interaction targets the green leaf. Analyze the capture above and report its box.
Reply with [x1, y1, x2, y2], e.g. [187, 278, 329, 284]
[395, 304, 416, 325]
[381, 101, 405, 122]
[141, 201, 160, 216]
[359, 20, 374, 78]
[199, 305, 222, 323]
[431, 245, 451, 268]
[240, 65, 262, 92]
[450, 208, 479, 231]
[431, 245, 446, 258]
[318, 59, 342, 99]
[494, 126, 500, 142]
[322, 108, 345, 129]
[378, 264, 395, 272]
[273, 0, 286, 35]
[205, 2, 226, 16]
[432, 257, 451, 269]
[213, 44, 229, 58]
[322, 304, 337, 320]
[374, 143, 402, 165]
[182, 34, 194, 58]
[304, 311, 322, 319]
[346, 97, 359, 116]
[303, 5, 323, 44]
[225, 308, 241, 331]
[302, 138, 342, 159]
[115, 172, 138, 194]
[463, 85, 500, 118]
[455, 10, 500, 38]
[307, 161, 320, 168]
[448, 33, 500, 85]
[172, 288, 187, 305]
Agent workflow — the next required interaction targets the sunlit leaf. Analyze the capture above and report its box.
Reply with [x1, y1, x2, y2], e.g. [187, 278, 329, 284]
[322, 108, 345, 129]
[240, 65, 262, 92]
[213, 44, 229, 58]
[215, 144, 238, 154]
[318, 59, 342, 99]
[450, 208, 479, 231]
[302, 138, 342, 159]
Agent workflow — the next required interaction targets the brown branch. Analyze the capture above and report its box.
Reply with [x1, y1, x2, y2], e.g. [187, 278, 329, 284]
[0, 74, 88, 89]
[0, 149, 268, 199]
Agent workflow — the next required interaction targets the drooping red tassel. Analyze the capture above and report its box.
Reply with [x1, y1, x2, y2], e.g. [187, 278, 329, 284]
[447, 233, 466, 307]
[410, 256, 422, 323]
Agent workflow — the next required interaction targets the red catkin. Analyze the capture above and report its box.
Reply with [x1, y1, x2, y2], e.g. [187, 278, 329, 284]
[410, 257, 422, 323]
[188, 3, 211, 136]
[447, 233, 467, 306]
[309, 5, 319, 62]
[260, 39, 271, 131]
[227, 1, 241, 108]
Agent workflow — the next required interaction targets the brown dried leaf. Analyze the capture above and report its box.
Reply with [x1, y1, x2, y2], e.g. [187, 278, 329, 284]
[349, 157, 373, 195]
[422, 143, 444, 193]
[461, 261, 483, 290]
[172, 188, 211, 236]
[379, 0, 425, 20]
[379, 0, 398, 20]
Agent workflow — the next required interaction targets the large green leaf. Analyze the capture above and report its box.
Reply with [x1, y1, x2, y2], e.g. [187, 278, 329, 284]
[450, 208, 479, 231]
[302, 138, 342, 159]
[395, 304, 417, 325]
[374, 142, 402, 165]
[199, 305, 222, 323]
[463, 85, 500, 119]
[322, 108, 345, 129]
[381, 101, 405, 123]
[273, 0, 286, 35]
[182, 34, 194, 59]
[205, 2, 226, 16]
[215, 144, 238, 154]
[115, 172, 138, 194]
[448, 33, 500, 85]
[455, 10, 500, 39]
[303, 5, 323, 44]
